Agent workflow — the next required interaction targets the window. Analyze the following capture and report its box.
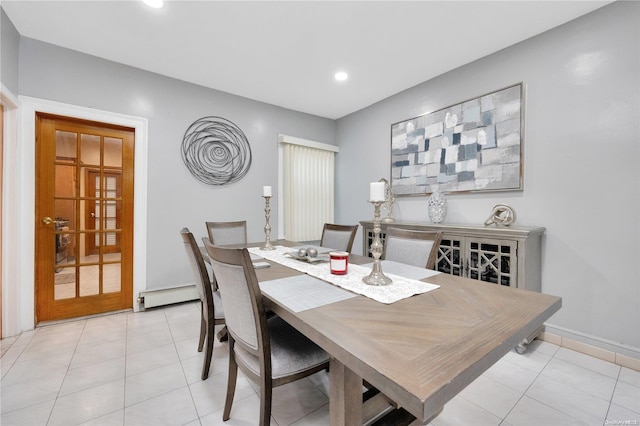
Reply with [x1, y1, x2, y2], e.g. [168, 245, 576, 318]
[278, 135, 338, 242]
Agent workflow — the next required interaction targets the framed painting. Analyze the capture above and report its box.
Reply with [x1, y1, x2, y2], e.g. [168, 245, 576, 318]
[390, 83, 524, 196]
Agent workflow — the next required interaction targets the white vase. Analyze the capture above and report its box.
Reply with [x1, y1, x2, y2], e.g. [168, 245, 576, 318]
[428, 190, 447, 223]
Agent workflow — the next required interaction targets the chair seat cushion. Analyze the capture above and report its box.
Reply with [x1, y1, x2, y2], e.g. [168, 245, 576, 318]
[234, 316, 329, 379]
[213, 290, 224, 320]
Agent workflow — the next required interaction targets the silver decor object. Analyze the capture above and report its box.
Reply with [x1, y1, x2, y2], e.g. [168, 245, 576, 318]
[363, 200, 392, 286]
[484, 204, 517, 227]
[428, 189, 447, 223]
[379, 177, 395, 223]
[260, 196, 276, 250]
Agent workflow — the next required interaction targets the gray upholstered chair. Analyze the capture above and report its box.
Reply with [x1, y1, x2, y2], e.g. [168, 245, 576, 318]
[382, 227, 443, 269]
[180, 228, 225, 380]
[203, 240, 329, 426]
[205, 220, 247, 246]
[319, 223, 358, 252]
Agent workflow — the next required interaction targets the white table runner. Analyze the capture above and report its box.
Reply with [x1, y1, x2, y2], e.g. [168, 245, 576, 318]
[249, 246, 439, 304]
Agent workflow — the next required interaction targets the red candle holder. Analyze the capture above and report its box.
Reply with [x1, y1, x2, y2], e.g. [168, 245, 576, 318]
[330, 251, 349, 275]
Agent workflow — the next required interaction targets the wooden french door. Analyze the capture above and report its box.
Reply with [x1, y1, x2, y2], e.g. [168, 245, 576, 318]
[35, 114, 134, 322]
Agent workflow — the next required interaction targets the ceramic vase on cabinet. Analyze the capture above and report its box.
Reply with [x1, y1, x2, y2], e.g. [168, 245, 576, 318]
[428, 189, 447, 223]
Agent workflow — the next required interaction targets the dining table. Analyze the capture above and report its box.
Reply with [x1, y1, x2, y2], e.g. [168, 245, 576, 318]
[210, 239, 562, 425]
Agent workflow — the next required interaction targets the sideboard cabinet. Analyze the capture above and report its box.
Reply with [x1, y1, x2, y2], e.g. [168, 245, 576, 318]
[360, 221, 545, 292]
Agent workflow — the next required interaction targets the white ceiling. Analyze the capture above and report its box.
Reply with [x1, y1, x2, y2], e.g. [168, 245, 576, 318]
[2, 1, 612, 119]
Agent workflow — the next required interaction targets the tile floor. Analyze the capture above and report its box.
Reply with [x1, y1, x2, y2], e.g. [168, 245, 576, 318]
[1, 301, 638, 426]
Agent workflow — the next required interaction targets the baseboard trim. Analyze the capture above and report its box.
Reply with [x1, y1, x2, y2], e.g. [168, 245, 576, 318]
[540, 324, 639, 372]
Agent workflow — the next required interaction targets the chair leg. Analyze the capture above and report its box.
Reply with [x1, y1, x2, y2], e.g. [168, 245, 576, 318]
[198, 301, 206, 352]
[259, 376, 273, 426]
[201, 319, 214, 380]
[217, 325, 229, 342]
[223, 340, 238, 421]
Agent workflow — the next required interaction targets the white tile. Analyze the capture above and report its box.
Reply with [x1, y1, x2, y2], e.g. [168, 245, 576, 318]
[0, 372, 63, 413]
[174, 335, 202, 360]
[125, 342, 179, 376]
[48, 379, 125, 426]
[59, 356, 125, 396]
[14, 340, 76, 364]
[501, 344, 553, 374]
[541, 357, 617, 400]
[612, 380, 640, 414]
[2, 354, 69, 387]
[526, 374, 609, 424]
[307, 370, 330, 398]
[124, 386, 198, 426]
[459, 375, 521, 419]
[289, 403, 330, 426]
[431, 395, 502, 426]
[125, 361, 187, 406]
[70, 338, 127, 369]
[181, 346, 229, 384]
[483, 355, 540, 393]
[553, 347, 620, 378]
[199, 393, 276, 426]
[125, 327, 174, 355]
[0, 345, 25, 379]
[504, 395, 584, 425]
[606, 402, 640, 425]
[189, 369, 255, 417]
[0, 399, 55, 425]
[77, 409, 125, 425]
[619, 366, 640, 387]
[271, 377, 330, 426]
[525, 339, 560, 357]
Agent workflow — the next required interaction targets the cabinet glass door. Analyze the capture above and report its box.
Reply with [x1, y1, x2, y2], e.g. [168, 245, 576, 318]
[467, 239, 517, 286]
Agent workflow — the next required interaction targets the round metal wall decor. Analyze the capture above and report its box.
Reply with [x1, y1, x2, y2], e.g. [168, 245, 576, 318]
[181, 116, 252, 185]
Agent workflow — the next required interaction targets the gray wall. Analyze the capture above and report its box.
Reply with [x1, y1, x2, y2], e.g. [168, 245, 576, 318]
[6, 1, 639, 355]
[1, 7, 19, 94]
[335, 1, 639, 354]
[17, 37, 336, 290]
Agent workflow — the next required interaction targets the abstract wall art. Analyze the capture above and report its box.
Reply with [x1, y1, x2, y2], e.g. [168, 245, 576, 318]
[181, 116, 252, 186]
[390, 83, 524, 196]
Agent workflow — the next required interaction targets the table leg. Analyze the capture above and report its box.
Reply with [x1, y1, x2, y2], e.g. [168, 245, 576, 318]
[330, 357, 363, 425]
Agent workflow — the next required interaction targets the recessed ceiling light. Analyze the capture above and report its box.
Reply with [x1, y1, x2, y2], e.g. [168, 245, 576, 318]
[143, 0, 164, 8]
[334, 72, 348, 82]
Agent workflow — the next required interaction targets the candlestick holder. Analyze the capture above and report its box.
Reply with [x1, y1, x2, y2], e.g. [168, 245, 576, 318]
[363, 200, 392, 286]
[260, 196, 275, 250]
[379, 177, 395, 223]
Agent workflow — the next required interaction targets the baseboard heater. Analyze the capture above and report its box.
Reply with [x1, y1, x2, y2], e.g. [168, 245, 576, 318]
[138, 284, 199, 309]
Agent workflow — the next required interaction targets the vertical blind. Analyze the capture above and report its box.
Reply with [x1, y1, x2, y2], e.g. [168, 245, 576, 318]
[282, 142, 335, 242]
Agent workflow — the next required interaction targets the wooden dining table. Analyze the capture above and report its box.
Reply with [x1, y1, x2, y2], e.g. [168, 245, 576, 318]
[218, 240, 562, 425]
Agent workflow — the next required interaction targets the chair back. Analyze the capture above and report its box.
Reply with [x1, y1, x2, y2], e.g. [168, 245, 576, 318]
[203, 239, 267, 356]
[320, 223, 358, 252]
[180, 228, 214, 316]
[382, 227, 443, 269]
[205, 220, 247, 246]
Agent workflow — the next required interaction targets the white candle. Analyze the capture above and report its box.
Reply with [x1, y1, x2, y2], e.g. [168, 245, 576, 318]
[370, 182, 385, 201]
[263, 186, 272, 197]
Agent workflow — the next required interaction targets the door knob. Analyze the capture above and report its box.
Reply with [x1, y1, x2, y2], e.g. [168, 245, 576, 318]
[42, 217, 53, 225]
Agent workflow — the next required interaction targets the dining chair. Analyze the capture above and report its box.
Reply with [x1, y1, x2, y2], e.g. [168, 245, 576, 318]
[382, 227, 443, 269]
[205, 220, 247, 246]
[180, 228, 225, 380]
[319, 223, 358, 252]
[203, 240, 330, 426]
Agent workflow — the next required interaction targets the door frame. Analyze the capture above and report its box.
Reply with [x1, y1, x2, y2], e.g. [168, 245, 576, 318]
[6, 96, 148, 335]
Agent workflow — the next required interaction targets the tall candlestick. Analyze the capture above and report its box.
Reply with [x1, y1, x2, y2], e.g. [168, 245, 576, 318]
[370, 181, 385, 202]
[363, 200, 392, 286]
[260, 194, 275, 250]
